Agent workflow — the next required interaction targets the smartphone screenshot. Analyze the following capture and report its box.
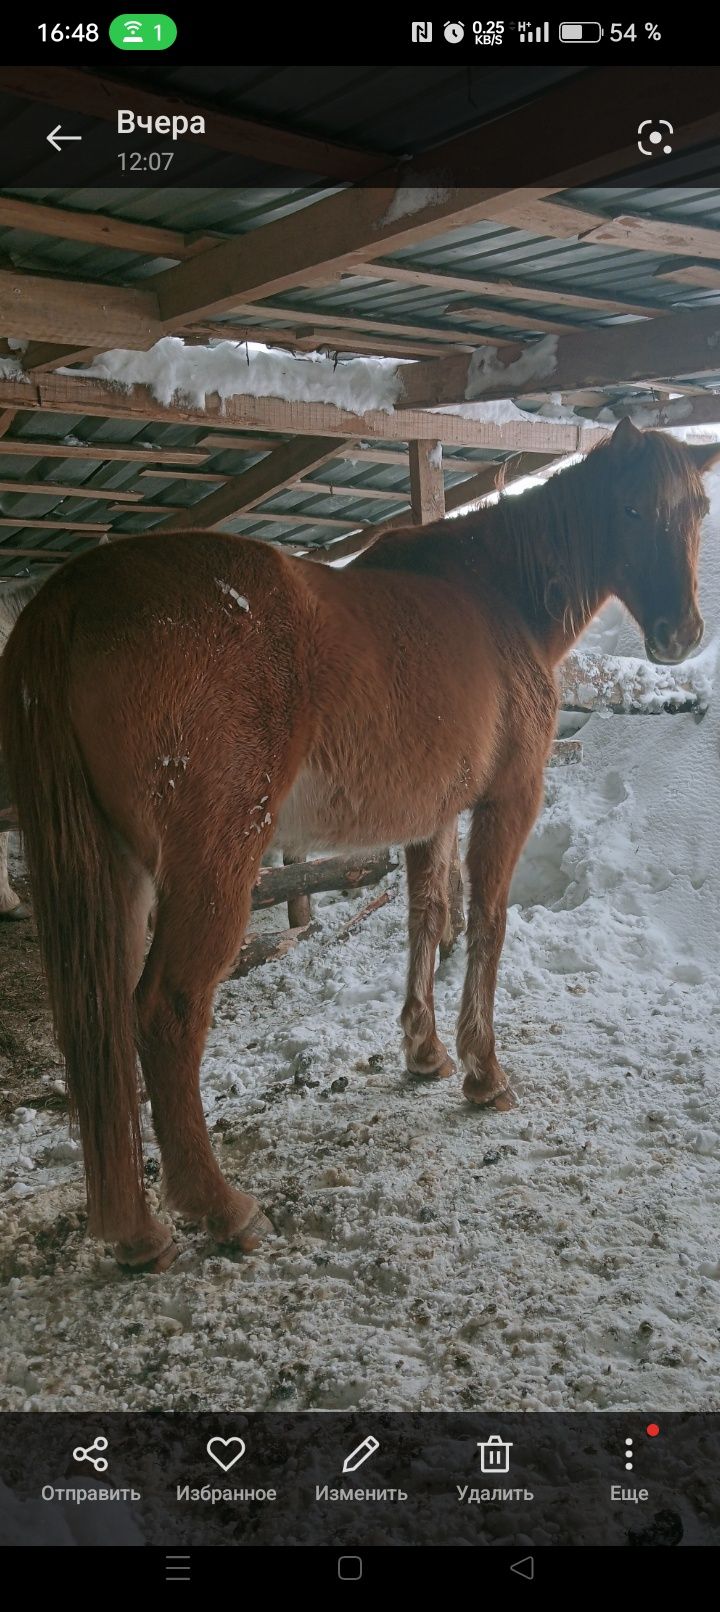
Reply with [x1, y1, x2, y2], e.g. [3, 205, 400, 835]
[0, 7, 718, 1582]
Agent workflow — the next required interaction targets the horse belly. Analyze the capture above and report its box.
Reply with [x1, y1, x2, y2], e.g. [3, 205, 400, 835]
[276, 759, 470, 855]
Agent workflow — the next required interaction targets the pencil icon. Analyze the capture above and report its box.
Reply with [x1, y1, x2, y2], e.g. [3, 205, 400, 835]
[342, 1435, 380, 1474]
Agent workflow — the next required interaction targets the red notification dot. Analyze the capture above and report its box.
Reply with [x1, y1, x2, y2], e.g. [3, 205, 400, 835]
[646, 1423, 660, 1437]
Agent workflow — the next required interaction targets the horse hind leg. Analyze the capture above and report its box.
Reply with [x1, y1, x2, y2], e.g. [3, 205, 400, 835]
[402, 821, 458, 1079]
[135, 834, 272, 1253]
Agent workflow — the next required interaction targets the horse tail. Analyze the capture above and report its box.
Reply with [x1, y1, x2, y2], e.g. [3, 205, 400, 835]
[0, 581, 144, 1236]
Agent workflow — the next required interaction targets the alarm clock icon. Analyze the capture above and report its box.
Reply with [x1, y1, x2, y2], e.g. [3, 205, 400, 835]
[444, 21, 465, 43]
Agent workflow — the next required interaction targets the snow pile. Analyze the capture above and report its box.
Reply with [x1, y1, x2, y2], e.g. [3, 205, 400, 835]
[463, 335, 559, 400]
[60, 338, 403, 416]
[382, 181, 452, 225]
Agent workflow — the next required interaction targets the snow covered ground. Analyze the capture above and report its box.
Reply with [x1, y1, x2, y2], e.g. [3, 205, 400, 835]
[1, 484, 719, 1417]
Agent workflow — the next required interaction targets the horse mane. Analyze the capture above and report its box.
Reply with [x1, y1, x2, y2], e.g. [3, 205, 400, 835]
[356, 429, 709, 632]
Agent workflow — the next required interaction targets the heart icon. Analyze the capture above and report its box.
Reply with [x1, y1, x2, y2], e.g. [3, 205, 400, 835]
[206, 1436, 246, 1472]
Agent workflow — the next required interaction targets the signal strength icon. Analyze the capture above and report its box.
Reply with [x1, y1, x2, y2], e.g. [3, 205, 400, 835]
[518, 20, 550, 43]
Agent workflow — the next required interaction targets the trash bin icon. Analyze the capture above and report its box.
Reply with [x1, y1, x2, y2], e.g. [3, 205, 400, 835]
[478, 1434, 513, 1474]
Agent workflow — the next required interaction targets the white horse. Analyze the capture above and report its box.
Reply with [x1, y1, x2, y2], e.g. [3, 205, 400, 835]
[0, 579, 41, 919]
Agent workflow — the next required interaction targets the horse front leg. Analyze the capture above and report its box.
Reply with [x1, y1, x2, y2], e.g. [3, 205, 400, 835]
[457, 774, 543, 1109]
[402, 820, 458, 1079]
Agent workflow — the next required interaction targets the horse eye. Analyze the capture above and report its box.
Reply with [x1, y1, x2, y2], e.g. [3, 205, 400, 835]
[624, 505, 641, 519]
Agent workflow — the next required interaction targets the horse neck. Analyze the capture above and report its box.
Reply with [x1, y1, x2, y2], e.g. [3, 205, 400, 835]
[465, 453, 613, 666]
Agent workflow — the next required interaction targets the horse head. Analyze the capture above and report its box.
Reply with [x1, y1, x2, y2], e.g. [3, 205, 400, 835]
[606, 416, 720, 664]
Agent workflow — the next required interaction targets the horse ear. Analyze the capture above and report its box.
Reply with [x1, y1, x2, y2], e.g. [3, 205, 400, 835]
[609, 416, 643, 454]
[685, 440, 720, 474]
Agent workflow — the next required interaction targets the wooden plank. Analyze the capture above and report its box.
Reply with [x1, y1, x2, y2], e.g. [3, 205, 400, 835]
[0, 411, 16, 438]
[140, 467, 229, 483]
[0, 546, 75, 561]
[399, 303, 720, 409]
[353, 261, 658, 319]
[0, 478, 142, 501]
[0, 517, 109, 531]
[655, 264, 720, 290]
[238, 510, 370, 531]
[0, 372, 608, 452]
[0, 439, 209, 465]
[409, 441, 445, 524]
[0, 68, 390, 182]
[0, 268, 162, 348]
[107, 504, 183, 516]
[0, 194, 218, 260]
[580, 213, 720, 261]
[151, 436, 348, 532]
[293, 480, 408, 503]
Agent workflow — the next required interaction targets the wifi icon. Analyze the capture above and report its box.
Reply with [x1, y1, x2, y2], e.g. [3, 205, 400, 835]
[109, 14, 178, 50]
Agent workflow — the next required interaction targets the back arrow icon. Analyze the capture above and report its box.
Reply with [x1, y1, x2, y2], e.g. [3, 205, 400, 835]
[47, 125, 83, 153]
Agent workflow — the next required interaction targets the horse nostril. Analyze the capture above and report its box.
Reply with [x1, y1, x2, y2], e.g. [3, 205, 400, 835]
[653, 618, 671, 649]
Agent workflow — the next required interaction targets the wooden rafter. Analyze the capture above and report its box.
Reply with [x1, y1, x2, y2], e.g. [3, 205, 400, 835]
[409, 441, 444, 524]
[399, 304, 720, 409]
[0, 439, 209, 465]
[0, 517, 109, 531]
[349, 262, 661, 320]
[0, 194, 219, 260]
[151, 435, 349, 532]
[0, 68, 390, 182]
[0, 478, 142, 501]
[0, 269, 161, 348]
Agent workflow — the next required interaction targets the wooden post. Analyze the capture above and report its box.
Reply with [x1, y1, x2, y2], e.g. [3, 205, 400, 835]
[409, 438, 445, 524]
[283, 851, 312, 929]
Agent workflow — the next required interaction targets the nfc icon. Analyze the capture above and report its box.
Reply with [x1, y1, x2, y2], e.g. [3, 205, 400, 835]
[411, 21, 433, 42]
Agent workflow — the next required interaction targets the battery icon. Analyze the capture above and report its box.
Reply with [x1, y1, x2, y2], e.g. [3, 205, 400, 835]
[559, 21, 603, 41]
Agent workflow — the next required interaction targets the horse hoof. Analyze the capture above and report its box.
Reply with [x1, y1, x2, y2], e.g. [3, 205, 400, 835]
[0, 902, 30, 921]
[462, 1071, 516, 1109]
[115, 1230, 178, 1273]
[407, 1054, 456, 1080]
[210, 1199, 274, 1253]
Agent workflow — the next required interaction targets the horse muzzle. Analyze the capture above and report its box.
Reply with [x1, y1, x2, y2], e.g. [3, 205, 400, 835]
[644, 615, 704, 666]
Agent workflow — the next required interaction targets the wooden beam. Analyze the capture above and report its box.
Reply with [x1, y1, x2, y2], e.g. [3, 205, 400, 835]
[0, 67, 390, 182]
[0, 268, 161, 348]
[0, 478, 142, 501]
[0, 372, 608, 452]
[351, 261, 659, 320]
[579, 213, 720, 261]
[655, 264, 720, 291]
[151, 436, 348, 532]
[399, 304, 720, 409]
[107, 504, 183, 516]
[139, 468, 228, 484]
[294, 480, 408, 503]
[238, 510, 370, 531]
[409, 441, 445, 524]
[0, 546, 74, 561]
[0, 411, 16, 438]
[0, 517, 109, 532]
[0, 194, 218, 260]
[0, 439, 209, 465]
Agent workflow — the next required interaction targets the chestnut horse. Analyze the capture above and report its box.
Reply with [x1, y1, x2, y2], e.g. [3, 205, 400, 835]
[1, 419, 716, 1271]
